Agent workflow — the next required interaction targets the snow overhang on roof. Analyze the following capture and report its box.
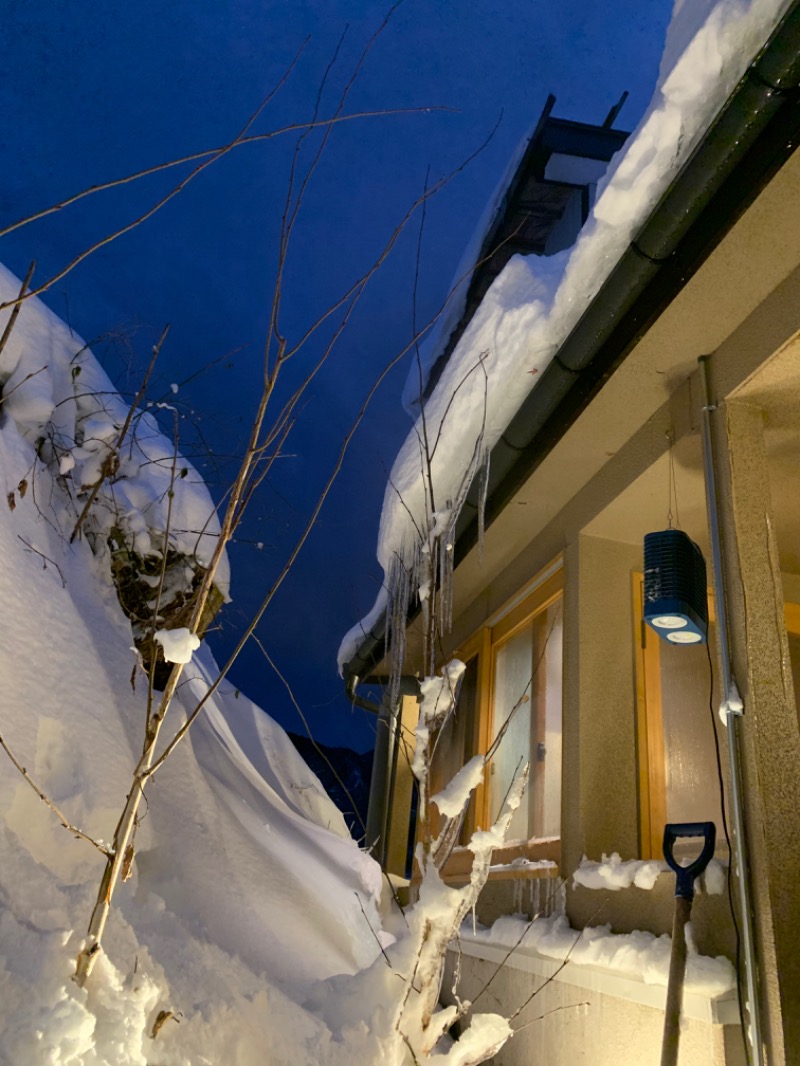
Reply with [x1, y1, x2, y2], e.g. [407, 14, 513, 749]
[413, 95, 631, 409]
[342, 0, 800, 686]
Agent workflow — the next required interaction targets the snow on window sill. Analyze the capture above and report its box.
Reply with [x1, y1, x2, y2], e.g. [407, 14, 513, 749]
[416, 838, 560, 885]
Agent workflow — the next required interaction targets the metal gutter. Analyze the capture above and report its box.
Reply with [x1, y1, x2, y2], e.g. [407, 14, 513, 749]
[343, 1, 800, 685]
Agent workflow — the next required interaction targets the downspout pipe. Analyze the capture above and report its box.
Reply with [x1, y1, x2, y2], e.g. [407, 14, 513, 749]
[346, 673, 391, 860]
[698, 355, 764, 1066]
[345, 672, 382, 716]
[348, 671, 419, 869]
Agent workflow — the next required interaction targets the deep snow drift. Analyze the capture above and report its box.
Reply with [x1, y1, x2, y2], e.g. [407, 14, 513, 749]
[0, 266, 385, 1064]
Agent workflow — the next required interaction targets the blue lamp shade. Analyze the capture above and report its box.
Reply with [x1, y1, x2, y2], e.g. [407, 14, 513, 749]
[643, 530, 708, 645]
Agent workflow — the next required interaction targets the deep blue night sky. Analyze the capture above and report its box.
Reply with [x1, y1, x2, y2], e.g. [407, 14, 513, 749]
[1, 1, 671, 751]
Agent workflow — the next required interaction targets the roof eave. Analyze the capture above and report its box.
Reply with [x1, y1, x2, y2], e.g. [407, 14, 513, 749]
[344, 1, 800, 685]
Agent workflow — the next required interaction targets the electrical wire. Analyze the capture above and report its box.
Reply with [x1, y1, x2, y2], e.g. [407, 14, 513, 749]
[665, 430, 681, 530]
[705, 640, 749, 1066]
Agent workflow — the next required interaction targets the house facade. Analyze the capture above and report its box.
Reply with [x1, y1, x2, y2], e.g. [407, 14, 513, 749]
[341, 6, 800, 1064]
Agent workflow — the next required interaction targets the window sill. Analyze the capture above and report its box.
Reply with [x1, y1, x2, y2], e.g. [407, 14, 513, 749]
[414, 838, 560, 885]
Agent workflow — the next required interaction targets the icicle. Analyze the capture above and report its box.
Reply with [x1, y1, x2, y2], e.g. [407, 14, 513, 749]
[556, 879, 567, 917]
[438, 498, 456, 638]
[477, 446, 490, 564]
[386, 553, 412, 710]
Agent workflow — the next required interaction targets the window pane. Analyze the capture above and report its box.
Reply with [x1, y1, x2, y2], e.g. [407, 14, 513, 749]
[539, 605, 563, 839]
[490, 598, 563, 842]
[491, 623, 533, 841]
[432, 656, 479, 844]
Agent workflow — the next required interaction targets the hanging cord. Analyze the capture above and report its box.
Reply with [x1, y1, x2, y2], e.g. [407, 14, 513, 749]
[705, 640, 749, 1066]
[666, 430, 681, 529]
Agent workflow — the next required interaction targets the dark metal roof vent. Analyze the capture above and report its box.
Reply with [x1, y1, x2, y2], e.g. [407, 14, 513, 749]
[643, 530, 708, 645]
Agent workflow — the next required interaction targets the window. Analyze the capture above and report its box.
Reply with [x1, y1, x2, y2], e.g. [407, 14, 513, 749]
[429, 560, 564, 880]
[429, 655, 481, 847]
[489, 588, 563, 842]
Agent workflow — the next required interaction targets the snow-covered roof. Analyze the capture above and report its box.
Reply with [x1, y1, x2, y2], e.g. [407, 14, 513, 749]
[339, 0, 796, 676]
[401, 95, 630, 415]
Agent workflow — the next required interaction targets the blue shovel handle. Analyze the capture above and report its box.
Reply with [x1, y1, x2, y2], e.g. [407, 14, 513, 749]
[662, 822, 716, 900]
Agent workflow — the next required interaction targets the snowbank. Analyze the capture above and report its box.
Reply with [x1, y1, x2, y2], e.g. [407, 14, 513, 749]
[0, 275, 385, 1063]
[339, 0, 793, 672]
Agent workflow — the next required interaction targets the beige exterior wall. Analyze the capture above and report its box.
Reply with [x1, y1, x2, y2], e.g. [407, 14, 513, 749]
[430, 192, 800, 1063]
[709, 396, 800, 1064]
[442, 953, 745, 1066]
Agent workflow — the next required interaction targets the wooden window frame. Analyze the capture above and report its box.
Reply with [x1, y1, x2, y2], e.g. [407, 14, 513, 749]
[430, 559, 564, 884]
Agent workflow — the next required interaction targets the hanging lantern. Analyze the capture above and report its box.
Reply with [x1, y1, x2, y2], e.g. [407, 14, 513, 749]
[643, 530, 708, 644]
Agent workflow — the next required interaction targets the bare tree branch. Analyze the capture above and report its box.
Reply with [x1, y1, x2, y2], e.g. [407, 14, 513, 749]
[70, 326, 169, 543]
[0, 731, 111, 856]
[0, 260, 35, 359]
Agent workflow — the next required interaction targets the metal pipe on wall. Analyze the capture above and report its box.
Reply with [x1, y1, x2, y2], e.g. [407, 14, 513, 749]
[698, 355, 763, 1066]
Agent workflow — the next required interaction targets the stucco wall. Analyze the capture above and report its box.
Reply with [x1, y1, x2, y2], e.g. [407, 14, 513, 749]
[442, 952, 744, 1066]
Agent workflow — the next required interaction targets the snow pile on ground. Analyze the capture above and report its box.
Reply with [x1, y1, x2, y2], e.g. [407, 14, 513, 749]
[339, 0, 792, 671]
[463, 913, 737, 998]
[0, 275, 390, 1063]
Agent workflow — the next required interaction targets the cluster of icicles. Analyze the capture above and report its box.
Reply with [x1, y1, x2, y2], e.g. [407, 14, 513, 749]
[382, 440, 490, 707]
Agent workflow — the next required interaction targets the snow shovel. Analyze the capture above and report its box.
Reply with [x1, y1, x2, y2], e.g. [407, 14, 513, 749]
[660, 821, 716, 1066]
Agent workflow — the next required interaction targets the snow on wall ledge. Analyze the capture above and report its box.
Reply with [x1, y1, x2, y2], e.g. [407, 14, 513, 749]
[338, 0, 792, 673]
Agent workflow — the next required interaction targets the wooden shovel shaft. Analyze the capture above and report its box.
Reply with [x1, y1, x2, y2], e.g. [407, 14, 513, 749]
[661, 895, 693, 1066]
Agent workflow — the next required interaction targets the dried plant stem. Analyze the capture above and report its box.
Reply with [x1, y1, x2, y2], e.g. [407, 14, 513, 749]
[72, 22, 493, 986]
[70, 326, 168, 543]
[0, 261, 35, 360]
[0, 732, 110, 856]
[0, 109, 452, 247]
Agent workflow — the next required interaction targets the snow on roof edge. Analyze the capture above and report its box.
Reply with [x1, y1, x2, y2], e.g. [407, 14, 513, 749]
[339, 0, 793, 675]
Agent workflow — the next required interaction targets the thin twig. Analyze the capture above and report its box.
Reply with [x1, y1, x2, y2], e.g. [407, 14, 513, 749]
[0, 111, 453, 245]
[0, 732, 111, 856]
[469, 884, 566, 1011]
[355, 892, 394, 969]
[513, 1000, 590, 1033]
[2, 72, 297, 313]
[508, 902, 607, 1023]
[17, 536, 67, 588]
[70, 326, 168, 542]
[0, 261, 35, 359]
[252, 634, 367, 835]
[0, 365, 49, 408]
[146, 411, 181, 731]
